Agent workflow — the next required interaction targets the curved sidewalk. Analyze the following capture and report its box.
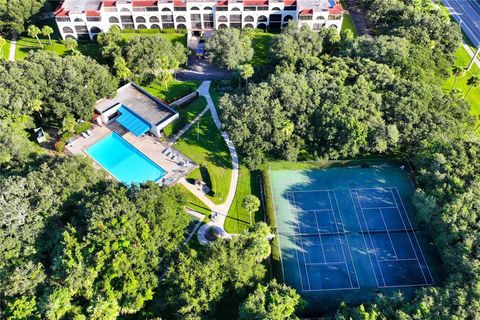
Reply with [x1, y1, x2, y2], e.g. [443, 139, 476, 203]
[175, 81, 239, 244]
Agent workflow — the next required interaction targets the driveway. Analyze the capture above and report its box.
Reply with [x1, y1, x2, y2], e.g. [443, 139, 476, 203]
[442, 0, 480, 47]
[344, 0, 372, 37]
[176, 55, 232, 81]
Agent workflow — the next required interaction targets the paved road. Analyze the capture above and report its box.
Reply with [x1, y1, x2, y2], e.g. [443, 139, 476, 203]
[176, 55, 232, 81]
[442, 0, 480, 47]
[344, 0, 371, 37]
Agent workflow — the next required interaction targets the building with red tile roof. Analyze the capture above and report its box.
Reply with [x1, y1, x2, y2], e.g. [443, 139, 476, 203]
[55, 0, 343, 40]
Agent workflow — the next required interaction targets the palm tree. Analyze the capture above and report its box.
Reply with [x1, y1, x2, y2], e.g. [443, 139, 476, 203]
[27, 25, 43, 48]
[63, 38, 78, 54]
[465, 75, 480, 98]
[452, 65, 465, 90]
[41, 25, 54, 45]
[243, 195, 260, 225]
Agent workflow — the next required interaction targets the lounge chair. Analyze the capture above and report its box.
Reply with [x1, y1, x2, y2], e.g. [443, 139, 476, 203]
[81, 132, 89, 138]
[86, 129, 93, 136]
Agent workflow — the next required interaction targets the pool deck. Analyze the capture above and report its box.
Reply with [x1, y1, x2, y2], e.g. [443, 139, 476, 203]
[66, 122, 195, 186]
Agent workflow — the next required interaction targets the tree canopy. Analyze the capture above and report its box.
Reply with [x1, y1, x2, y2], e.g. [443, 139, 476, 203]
[0, 0, 46, 34]
[205, 28, 254, 70]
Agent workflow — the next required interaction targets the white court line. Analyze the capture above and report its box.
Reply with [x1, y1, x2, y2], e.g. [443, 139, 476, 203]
[349, 189, 382, 287]
[361, 206, 398, 210]
[286, 192, 307, 291]
[391, 187, 434, 285]
[389, 187, 428, 285]
[311, 210, 327, 264]
[379, 258, 418, 262]
[378, 208, 400, 260]
[327, 191, 354, 289]
[333, 190, 361, 288]
[306, 262, 346, 266]
[356, 190, 388, 287]
[291, 192, 313, 291]
[302, 286, 360, 292]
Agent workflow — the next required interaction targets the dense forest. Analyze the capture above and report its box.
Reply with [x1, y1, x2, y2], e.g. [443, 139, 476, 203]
[1, 0, 480, 318]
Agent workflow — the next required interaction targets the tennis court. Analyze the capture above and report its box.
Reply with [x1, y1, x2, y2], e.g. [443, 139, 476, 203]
[270, 165, 439, 312]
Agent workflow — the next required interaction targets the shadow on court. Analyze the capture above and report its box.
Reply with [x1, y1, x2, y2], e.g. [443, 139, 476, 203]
[269, 165, 444, 317]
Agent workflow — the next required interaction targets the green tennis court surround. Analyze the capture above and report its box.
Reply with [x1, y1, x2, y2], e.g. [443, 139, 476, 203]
[269, 165, 442, 316]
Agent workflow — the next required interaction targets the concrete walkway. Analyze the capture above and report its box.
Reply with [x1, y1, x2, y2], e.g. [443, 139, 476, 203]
[168, 105, 209, 144]
[8, 33, 16, 61]
[171, 81, 239, 244]
[464, 42, 480, 69]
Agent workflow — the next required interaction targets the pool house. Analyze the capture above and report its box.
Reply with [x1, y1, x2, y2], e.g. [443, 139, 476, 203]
[94, 82, 178, 137]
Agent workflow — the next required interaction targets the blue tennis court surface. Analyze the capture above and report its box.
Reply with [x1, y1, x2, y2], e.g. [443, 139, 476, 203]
[270, 166, 439, 313]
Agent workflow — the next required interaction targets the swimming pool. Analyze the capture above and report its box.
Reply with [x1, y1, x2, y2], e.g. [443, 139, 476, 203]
[86, 133, 167, 184]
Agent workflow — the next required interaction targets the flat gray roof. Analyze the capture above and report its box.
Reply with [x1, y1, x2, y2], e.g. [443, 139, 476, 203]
[60, 0, 103, 14]
[95, 83, 177, 126]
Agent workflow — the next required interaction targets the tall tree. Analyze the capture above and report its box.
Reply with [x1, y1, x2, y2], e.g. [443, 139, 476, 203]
[243, 194, 260, 224]
[205, 28, 254, 70]
[0, 0, 46, 34]
[465, 75, 480, 97]
[451, 65, 465, 90]
[41, 25, 53, 45]
[27, 25, 42, 47]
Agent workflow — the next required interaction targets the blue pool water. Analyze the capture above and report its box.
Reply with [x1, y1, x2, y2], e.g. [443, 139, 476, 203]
[86, 133, 166, 184]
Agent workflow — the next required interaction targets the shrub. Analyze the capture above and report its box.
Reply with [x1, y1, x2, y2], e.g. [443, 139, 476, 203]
[54, 140, 66, 152]
[61, 131, 74, 142]
[74, 122, 92, 134]
[162, 28, 177, 34]
[137, 28, 161, 34]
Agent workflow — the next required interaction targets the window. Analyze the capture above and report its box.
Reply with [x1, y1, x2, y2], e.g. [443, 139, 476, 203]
[56, 17, 71, 22]
[328, 14, 341, 20]
[190, 14, 201, 21]
[174, 7, 187, 11]
[218, 15, 228, 22]
[229, 14, 242, 22]
[271, 7, 281, 11]
[299, 15, 312, 20]
[244, 23, 254, 29]
[109, 16, 120, 23]
[162, 8, 172, 12]
[203, 14, 214, 21]
[121, 16, 134, 22]
[269, 14, 282, 21]
[216, 7, 228, 11]
[90, 26, 102, 33]
[162, 15, 173, 22]
[284, 5, 296, 10]
[218, 23, 228, 28]
[135, 16, 146, 23]
[244, 6, 256, 11]
[203, 21, 214, 29]
[244, 15, 254, 22]
[191, 6, 200, 10]
[176, 16, 186, 22]
[177, 23, 187, 29]
[312, 23, 324, 31]
[163, 23, 174, 28]
[87, 16, 101, 22]
[283, 15, 293, 22]
[204, 6, 213, 10]
[149, 16, 160, 22]
[229, 22, 241, 29]
[257, 15, 267, 22]
[231, 7, 241, 11]
[63, 26, 74, 33]
[257, 6, 268, 11]
[104, 7, 117, 12]
[137, 24, 147, 29]
[121, 8, 131, 12]
[151, 23, 160, 28]
[316, 15, 325, 20]
[74, 18, 84, 22]
[75, 25, 88, 34]
[191, 22, 202, 29]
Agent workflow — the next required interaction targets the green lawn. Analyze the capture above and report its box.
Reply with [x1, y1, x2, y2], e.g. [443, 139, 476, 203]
[143, 80, 200, 103]
[443, 46, 480, 115]
[341, 14, 358, 37]
[224, 165, 264, 234]
[15, 36, 102, 61]
[163, 96, 208, 137]
[174, 111, 232, 205]
[1, 38, 10, 60]
[175, 184, 212, 217]
[250, 31, 275, 66]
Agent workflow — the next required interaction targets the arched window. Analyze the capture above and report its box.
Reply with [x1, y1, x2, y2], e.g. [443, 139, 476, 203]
[218, 15, 228, 22]
[244, 15, 254, 22]
[218, 23, 228, 29]
[329, 24, 338, 29]
[120, 8, 131, 12]
[231, 7, 241, 11]
[65, 35, 76, 39]
[176, 23, 187, 29]
[162, 7, 172, 12]
[316, 15, 325, 20]
[74, 18, 84, 22]
[176, 16, 186, 22]
[191, 6, 200, 10]
[90, 26, 102, 33]
[244, 23, 254, 29]
[283, 15, 293, 22]
[257, 23, 267, 30]
[151, 24, 160, 29]
[272, 7, 281, 11]
[109, 17, 119, 23]
[137, 24, 147, 29]
[136, 16, 146, 23]
[63, 26, 74, 33]
[204, 6, 213, 10]
[258, 15, 267, 22]
[149, 16, 160, 22]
